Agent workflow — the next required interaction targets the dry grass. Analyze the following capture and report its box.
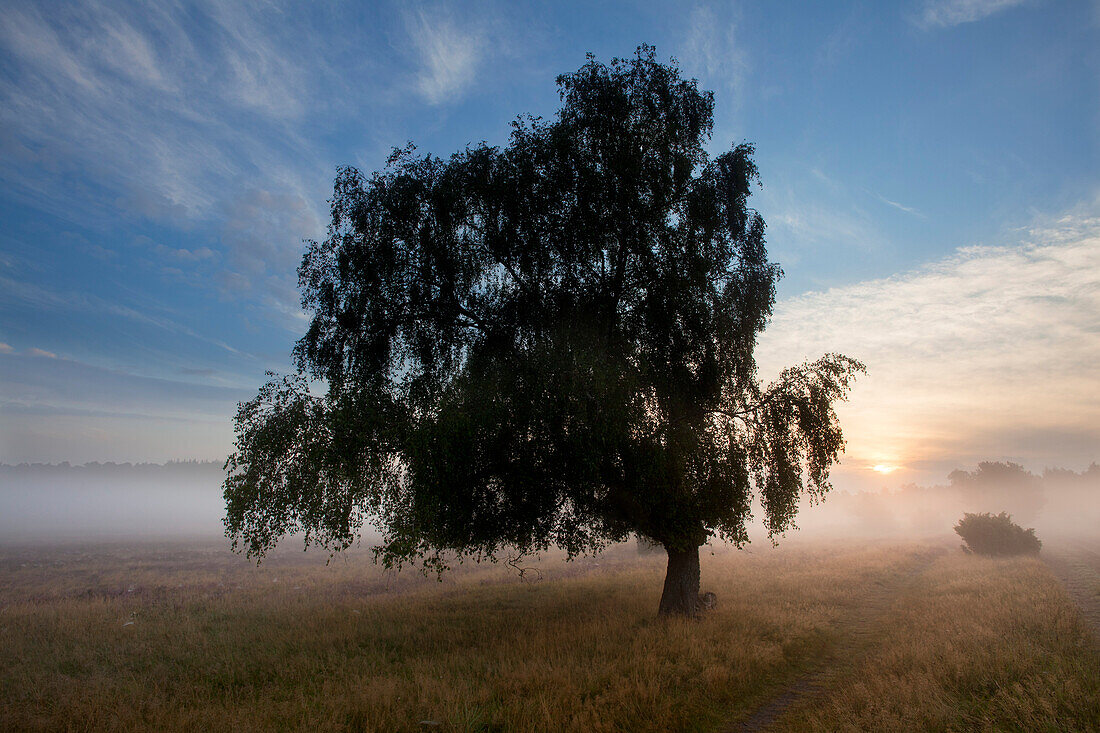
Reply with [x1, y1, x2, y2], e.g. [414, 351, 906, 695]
[0, 538, 1095, 732]
[1043, 539, 1100, 639]
[771, 551, 1100, 732]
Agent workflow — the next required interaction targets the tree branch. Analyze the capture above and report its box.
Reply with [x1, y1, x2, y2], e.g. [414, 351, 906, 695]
[499, 258, 539, 299]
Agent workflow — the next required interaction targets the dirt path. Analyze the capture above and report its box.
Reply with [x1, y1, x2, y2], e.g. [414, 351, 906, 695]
[725, 547, 946, 733]
[1043, 540, 1100, 640]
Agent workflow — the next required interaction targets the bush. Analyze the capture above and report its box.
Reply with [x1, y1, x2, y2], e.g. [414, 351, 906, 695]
[954, 512, 1041, 556]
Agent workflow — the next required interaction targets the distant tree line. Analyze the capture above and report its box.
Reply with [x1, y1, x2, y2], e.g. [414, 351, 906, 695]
[0, 461, 225, 477]
[801, 461, 1099, 538]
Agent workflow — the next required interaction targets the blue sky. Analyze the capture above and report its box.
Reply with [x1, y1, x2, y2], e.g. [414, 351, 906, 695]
[1, 0, 1098, 489]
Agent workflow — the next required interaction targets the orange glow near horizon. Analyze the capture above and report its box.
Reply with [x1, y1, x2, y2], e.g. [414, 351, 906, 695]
[753, 212, 1100, 494]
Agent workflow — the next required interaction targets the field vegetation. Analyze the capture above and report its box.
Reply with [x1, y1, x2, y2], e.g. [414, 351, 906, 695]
[772, 550, 1097, 731]
[1, 538, 1097, 732]
[954, 511, 1042, 556]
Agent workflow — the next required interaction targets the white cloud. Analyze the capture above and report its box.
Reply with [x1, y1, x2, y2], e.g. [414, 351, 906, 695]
[221, 189, 318, 275]
[680, 4, 747, 99]
[0, 274, 245, 357]
[407, 10, 484, 105]
[770, 203, 876, 247]
[757, 198, 1100, 488]
[95, 12, 171, 91]
[756, 169, 884, 266]
[218, 187, 320, 320]
[0, 352, 245, 415]
[917, 0, 1028, 28]
[0, 343, 13, 353]
[165, 246, 216, 262]
[0, 1, 337, 328]
[0, 1, 325, 220]
[815, 9, 864, 72]
[873, 193, 924, 217]
[202, 2, 310, 120]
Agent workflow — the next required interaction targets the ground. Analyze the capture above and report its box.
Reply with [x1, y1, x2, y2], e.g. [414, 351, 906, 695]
[1, 536, 1097, 732]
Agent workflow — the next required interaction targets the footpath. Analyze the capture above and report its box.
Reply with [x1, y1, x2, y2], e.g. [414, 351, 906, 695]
[1043, 540, 1100, 640]
[726, 546, 946, 733]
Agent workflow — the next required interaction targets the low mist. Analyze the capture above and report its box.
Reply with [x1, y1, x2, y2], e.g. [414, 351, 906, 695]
[0, 461, 226, 542]
[1, 459, 1095, 549]
[790, 461, 1100, 544]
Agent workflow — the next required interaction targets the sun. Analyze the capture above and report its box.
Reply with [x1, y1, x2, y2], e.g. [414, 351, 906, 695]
[872, 464, 900, 474]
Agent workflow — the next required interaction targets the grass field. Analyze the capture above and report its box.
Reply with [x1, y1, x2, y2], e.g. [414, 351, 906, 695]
[1, 537, 1097, 732]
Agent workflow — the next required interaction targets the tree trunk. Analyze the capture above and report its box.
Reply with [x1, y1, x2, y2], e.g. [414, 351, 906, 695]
[658, 544, 701, 617]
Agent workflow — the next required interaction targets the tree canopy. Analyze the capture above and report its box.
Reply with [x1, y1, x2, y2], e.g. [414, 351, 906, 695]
[224, 47, 863, 615]
[948, 461, 1044, 524]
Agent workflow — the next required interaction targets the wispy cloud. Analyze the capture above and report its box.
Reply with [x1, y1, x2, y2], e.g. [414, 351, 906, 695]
[406, 9, 485, 105]
[217, 187, 320, 319]
[0, 352, 246, 415]
[0, 1, 338, 330]
[916, 0, 1029, 28]
[769, 203, 876, 246]
[26, 347, 57, 358]
[757, 167, 886, 271]
[220, 189, 318, 278]
[0, 1, 321, 218]
[873, 192, 924, 217]
[757, 197, 1100, 488]
[815, 8, 865, 72]
[0, 274, 246, 359]
[0, 352, 247, 462]
[680, 4, 747, 101]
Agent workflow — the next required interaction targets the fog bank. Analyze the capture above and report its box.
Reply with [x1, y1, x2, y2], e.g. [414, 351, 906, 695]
[790, 462, 1100, 543]
[2, 460, 1095, 548]
[0, 461, 225, 541]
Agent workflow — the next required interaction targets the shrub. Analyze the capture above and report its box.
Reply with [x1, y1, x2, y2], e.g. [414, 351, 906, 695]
[954, 512, 1041, 556]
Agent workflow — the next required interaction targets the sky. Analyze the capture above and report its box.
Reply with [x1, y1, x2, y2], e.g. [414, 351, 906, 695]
[0, 0, 1097, 493]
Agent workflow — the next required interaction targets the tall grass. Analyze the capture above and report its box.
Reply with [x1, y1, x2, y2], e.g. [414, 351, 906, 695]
[772, 552, 1100, 732]
[1, 538, 1095, 731]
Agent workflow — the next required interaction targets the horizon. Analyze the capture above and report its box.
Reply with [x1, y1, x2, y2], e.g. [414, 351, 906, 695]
[3, 455, 1097, 546]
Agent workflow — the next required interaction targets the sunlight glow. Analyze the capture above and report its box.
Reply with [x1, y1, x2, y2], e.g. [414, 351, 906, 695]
[872, 464, 900, 474]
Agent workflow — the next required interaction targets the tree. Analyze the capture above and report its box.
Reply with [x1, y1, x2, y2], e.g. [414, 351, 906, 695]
[948, 461, 1044, 524]
[224, 47, 864, 616]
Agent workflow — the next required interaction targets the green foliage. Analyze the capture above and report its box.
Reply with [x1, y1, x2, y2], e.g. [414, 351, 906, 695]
[954, 512, 1041, 556]
[224, 46, 864, 568]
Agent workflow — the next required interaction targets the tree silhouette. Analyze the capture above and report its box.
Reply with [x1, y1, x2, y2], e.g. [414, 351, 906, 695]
[224, 47, 863, 616]
[954, 511, 1041, 556]
[948, 461, 1044, 524]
